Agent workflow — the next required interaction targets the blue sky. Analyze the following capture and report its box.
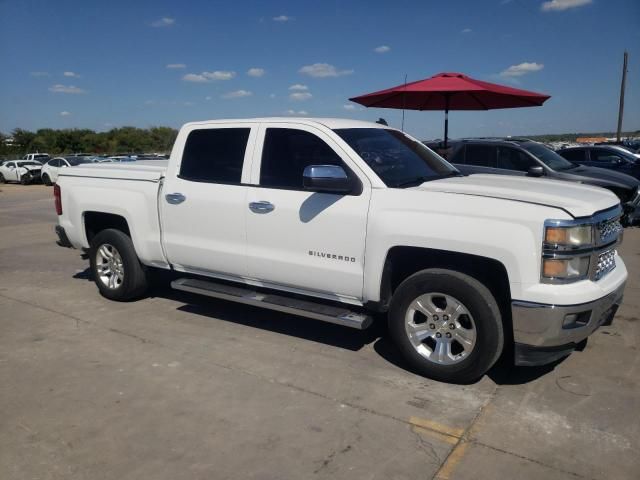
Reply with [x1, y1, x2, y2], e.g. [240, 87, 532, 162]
[1, 0, 638, 139]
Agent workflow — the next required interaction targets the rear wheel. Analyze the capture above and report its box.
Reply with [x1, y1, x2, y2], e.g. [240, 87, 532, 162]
[42, 173, 52, 186]
[89, 229, 149, 301]
[388, 269, 504, 383]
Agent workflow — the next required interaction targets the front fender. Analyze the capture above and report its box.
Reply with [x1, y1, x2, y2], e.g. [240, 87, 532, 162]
[363, 190, 568, 303]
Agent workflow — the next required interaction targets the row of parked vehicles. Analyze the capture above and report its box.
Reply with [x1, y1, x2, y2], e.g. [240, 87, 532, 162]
[426, 139, 640, 226]
[0, 153, 168, 185]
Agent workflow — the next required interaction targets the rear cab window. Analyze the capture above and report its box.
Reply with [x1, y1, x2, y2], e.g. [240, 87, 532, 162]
[180, 127, 251, 184]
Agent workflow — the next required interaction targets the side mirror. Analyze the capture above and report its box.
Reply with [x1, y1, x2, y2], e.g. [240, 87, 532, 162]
[527, 166, 544, 177]
[303, 165, 352, 194]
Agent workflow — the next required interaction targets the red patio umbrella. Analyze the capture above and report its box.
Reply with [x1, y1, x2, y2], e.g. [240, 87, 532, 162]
[349, 72, 550, 148]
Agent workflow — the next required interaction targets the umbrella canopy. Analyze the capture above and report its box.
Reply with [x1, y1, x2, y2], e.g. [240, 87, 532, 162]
[349, 72, 550, 147]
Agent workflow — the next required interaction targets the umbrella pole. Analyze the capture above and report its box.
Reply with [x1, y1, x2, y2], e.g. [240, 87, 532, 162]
[444, 109, 449, 149]
[443, 94, 450, 150]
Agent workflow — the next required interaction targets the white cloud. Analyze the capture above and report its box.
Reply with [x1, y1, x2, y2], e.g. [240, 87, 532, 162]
[183, 71, 236, 82]
[461, 28, 472, 33]
[541, 0, 592, 11]
[343, 104, 356, 110]
[205, 96, 213, 101]
[183, 101, 195, 106]
[288, 84, 308, 91]
[151, 17, 175, 27]
[222, 90, 252, 99]
[289, 92, 312, 101]
[30, 71, 49, 77]
[374, 45, 391, 54]
[182, 73, 208, 83]
[499, 62, 544, 77]
[59, 111, 71, 116]
[285, 110, 308, 115]
[247, 67, 265, 77]
[144, 100, 156, 105]
[299, 63, 353, 78]
[63, 71, 80, 77]
[273, 15, 293, 22]
[269, 93, 276, 99]
[204, 70, 236, 80]
[49, 84, 86, 94]
[166, 63, 186, 69]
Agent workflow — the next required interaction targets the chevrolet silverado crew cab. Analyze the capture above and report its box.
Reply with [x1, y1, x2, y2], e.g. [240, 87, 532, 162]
[54, 118, 627, 383]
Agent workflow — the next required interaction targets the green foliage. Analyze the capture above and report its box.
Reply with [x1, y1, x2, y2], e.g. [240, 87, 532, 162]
[0, 127, 178, 159]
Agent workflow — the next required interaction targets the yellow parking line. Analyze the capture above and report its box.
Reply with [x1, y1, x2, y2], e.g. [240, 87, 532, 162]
[434, 441, 469, 480]
[408, 416, 465, 439]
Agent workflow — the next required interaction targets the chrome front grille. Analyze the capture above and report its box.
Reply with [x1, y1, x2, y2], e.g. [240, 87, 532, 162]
[597, 217, 623, 244]
[594, 249, 616, 280]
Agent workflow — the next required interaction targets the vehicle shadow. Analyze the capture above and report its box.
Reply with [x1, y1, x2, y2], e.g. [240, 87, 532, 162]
[73, 267, 383, 352]
[73, 266, 570, 383]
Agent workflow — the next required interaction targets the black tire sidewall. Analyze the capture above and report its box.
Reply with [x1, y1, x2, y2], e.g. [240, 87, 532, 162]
[89, 229, 147, 301]
[389, 269, 503, 383]
[43, 174, 51, 186]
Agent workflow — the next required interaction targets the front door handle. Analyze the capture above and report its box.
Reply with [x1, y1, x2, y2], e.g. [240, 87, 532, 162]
[165, 193, 186, 205]
[249, 201, 275, 214]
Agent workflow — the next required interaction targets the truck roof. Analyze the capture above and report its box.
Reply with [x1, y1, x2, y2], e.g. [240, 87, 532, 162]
[182, 117, 390, 130]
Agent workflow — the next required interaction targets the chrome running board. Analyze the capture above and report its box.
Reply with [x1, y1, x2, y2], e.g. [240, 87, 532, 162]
[171, 278, 372, 330]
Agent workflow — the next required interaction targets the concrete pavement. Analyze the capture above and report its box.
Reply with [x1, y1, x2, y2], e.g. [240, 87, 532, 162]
[1, 183, 638, 479]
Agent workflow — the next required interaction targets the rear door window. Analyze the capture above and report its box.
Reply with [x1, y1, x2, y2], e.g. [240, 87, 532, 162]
[464, 145, 497, 167]
[180, 128, 250, 183]
[590, 149, 624, 163]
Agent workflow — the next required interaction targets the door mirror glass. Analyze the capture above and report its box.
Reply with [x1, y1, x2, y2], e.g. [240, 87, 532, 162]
[303, 165, 352, 194]
[527, 165, 544, 177]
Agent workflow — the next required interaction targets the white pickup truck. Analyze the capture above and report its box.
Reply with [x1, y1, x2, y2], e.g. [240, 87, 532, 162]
[54, 118, 627, 383]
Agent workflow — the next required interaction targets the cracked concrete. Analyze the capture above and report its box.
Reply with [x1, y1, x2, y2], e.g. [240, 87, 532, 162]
[1, 184, 638, 479]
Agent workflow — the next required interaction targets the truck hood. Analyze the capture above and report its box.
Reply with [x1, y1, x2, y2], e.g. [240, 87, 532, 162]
[416, 174, 619, 218]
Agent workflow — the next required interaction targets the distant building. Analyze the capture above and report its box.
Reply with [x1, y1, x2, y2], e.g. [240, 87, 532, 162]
[576, 137, 608, 144]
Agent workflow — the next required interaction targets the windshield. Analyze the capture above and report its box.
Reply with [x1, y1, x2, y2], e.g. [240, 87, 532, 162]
[18, 161, 41, 167]
[67, 157, 93, 166]
[334, 128, 459, 187]
[521, 142, 575, 171]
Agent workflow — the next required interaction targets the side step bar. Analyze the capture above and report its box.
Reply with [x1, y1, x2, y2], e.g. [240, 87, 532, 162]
[171, 278, 373, 330]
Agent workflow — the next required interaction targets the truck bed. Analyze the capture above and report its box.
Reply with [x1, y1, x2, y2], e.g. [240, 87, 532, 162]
[61, 160, 168, 182]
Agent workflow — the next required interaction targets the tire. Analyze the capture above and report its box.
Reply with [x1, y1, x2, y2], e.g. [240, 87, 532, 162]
[20, 175, 29, 185]
[388, 268, 504, 384]
[0, 173, 4, 184]
[42, 174, 52, 186]
[89, 228, 149, 301]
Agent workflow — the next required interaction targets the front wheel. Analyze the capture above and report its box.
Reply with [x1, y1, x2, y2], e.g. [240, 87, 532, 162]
[42, 173, 52, 186]
[89, 229, 149, 301]
[0, 173, 5, 183]
[388, 269, 504, 384]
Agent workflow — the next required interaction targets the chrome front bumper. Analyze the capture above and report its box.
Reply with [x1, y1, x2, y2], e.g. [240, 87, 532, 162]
[511, 282, 625, 365]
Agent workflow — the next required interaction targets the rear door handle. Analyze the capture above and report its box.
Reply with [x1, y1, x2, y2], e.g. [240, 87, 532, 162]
[165, 193, 186, 204]
[249, 201, 275, 214]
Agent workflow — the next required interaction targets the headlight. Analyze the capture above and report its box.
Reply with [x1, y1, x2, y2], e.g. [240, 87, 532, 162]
[544, 225, 592, 248]
[542, 256, 590, 281]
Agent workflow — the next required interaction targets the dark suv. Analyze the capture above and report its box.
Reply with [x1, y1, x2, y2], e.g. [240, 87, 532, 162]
[444, 138, 640, 226]
[557, 145, 640, 180]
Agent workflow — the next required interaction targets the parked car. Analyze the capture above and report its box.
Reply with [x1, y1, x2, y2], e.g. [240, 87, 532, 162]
[41, 156, 94, 185]
[557, 145, 640, 181]
[448, 138, 640, 226]
[22, 153, 50, 163]
[53, 118, 627, 383]
[0, 160, 43, 184]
